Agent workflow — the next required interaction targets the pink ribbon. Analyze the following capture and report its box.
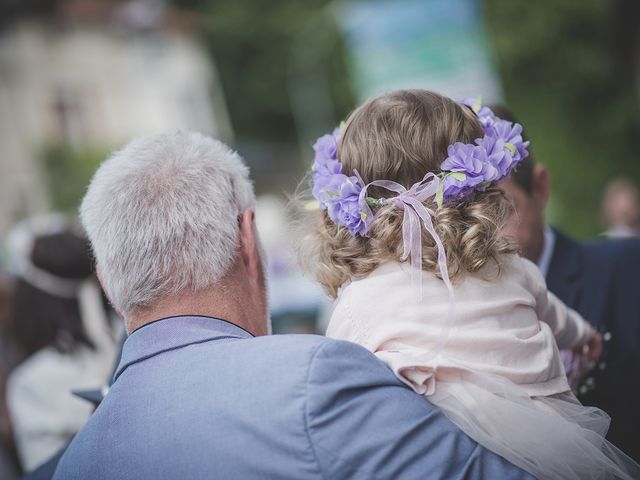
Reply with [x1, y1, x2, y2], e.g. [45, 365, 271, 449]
[358, 172, 455, 361]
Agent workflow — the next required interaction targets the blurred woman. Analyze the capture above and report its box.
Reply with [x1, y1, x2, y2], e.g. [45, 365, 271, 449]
[5, 231, 117, 471]
[601, 177, 640, 238]
[0, 274, 20, 479]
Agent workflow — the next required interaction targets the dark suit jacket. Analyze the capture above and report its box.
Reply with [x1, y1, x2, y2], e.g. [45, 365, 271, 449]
[547, 229, 640, 461]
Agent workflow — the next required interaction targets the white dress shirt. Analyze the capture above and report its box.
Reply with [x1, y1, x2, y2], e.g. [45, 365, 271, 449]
[537, 225, 556, 278]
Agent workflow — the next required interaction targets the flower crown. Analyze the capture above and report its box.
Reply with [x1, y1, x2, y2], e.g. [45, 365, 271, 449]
[310, 98, 529, 237]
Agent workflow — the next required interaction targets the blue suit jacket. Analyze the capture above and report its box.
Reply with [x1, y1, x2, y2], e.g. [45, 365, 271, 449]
[53, 316, 532, 479]
[547, 230, 640, 461]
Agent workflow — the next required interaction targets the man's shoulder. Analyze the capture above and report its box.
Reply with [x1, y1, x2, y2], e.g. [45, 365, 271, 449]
[211, 334, 410, 419]
[114, 331, 398, 402]
[553, 228, 640, 273]
[575, 236, 640, 287]
[56, 333, 534, 480]
[551, 230, 640, 322]
[247, 334, 393, 379]
[583, 236, 640, 264]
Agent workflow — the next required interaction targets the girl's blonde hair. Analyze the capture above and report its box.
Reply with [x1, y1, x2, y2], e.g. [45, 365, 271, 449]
[299, 89, 516, 298]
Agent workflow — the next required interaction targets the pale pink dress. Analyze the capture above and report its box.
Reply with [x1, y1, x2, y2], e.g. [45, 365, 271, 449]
[327, 254, 639, 479]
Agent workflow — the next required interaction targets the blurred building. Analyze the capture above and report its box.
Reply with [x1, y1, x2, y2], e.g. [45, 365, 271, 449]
[0, 0, 231, 235]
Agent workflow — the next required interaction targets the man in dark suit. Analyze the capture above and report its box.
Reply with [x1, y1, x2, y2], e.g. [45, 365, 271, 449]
[499, 112, 640, 461]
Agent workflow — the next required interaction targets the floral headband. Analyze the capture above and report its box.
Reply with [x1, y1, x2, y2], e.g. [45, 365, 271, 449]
[310, 98, 529, 303]
[311, 98, 529, 237]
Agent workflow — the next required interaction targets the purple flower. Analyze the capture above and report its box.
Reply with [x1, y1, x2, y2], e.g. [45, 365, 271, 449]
[323, 175, 368, 236]
[560, 349, 588, 393]
[490, 119, 529, 165]
[441, 175, 477, 199]
[312, 128, 341, 176]
[460, 97, 496, 130]
[310, 127, 369, 236]
[311, 127, 346, 208]
[440, 98, 532, 202]
[476, 134, 511, 177]
[441, 142, 501, 198]
[312, 171, 346, 208]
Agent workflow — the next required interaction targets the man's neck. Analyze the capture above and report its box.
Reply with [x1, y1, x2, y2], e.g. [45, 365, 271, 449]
[126, 286, 263, 336]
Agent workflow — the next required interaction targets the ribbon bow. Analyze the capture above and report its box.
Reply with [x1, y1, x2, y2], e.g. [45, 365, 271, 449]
[358, 172, 455, 361]
[358, 172, 453, 299]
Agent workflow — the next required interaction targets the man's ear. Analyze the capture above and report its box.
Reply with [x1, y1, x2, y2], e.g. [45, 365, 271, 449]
[95, 268, 107, 297]
[532, 164, 550, 208]
[238, 208, 260, 282]
[95, 268, 123, 318]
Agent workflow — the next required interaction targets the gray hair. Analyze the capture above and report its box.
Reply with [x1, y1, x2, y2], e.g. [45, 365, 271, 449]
[80, 131, 255, 316]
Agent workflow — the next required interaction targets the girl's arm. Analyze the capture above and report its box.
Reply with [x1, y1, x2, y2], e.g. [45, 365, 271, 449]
[538, 289, 592, 350]
[521, 256, 594, 350]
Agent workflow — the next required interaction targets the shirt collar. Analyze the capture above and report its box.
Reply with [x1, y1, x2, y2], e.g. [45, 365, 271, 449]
[537, 225, 556, 278]
[113, 315, 254, 382]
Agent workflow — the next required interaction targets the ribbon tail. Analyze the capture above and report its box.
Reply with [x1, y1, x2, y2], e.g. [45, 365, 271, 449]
[407, 208, 423, 301]
[400, 204, 411, 261]
[358, 185, 374, 236]
[405, 197, 453, 299]
[403, 196, 456, 364]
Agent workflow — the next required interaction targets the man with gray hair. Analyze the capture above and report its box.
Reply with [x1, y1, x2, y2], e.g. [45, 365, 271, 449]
[53, 131, 532, 479]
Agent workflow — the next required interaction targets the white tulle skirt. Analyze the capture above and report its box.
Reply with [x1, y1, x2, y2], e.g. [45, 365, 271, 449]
[428, 370, 639, 479]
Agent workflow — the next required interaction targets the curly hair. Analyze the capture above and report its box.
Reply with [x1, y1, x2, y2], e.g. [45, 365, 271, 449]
[299, 90, 517, 298]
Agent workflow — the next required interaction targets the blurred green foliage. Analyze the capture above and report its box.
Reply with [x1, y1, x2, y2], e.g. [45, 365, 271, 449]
[484, 0, 640, 238]
[173, 0, 639, 239]
[38, 0, 640, 236]
[41, 145, 107, 213]
[174, 0, 353, 142]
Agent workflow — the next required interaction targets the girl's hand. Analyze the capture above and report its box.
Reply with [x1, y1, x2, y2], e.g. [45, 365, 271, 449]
[579, 329, 602, 362]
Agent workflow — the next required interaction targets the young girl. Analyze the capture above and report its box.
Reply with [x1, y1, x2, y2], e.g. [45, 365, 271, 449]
[302, 90, 639, 479]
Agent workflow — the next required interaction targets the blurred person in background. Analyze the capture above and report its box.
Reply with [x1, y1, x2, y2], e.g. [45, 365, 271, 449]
[0, 274, 21, 479]
[499, 106, 640, 462]
[600, 177, 640, 238]
[5, 231, 117, 472]
[254, 194, 329, 334]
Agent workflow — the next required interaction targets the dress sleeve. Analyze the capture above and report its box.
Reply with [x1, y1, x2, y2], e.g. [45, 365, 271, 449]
[305, 340, 535, 480]
[522, 257, 592, 350]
